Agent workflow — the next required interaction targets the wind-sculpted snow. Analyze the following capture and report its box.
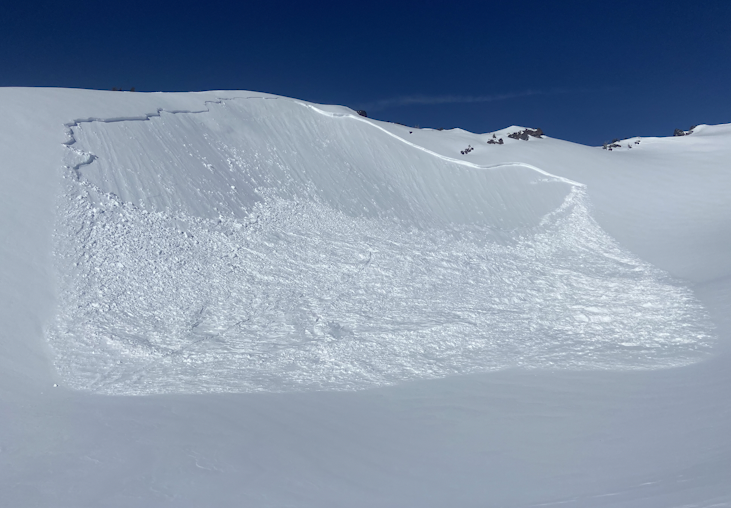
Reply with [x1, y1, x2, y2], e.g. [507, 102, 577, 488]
[48, 98, 715, 395]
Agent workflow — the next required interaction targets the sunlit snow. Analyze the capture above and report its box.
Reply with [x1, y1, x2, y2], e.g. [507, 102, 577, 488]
[2, 88, 730, 508]
[47, 98, 714, 394]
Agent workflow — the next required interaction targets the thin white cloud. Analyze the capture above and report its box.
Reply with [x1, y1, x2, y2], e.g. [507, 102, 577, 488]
[362, 90, 544, 111]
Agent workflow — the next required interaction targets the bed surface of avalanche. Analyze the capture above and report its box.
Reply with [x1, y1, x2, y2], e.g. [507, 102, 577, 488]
[49, 98, 715, 395]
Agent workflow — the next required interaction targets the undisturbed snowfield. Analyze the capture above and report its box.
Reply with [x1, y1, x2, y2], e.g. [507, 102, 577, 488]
[1, 88, 730, 507]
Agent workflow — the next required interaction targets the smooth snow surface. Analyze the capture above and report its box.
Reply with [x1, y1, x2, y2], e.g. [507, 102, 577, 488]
[49, 99, 714, 394]
[1, 88, 730, 508]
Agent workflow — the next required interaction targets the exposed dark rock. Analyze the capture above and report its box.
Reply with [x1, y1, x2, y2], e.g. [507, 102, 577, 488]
[356, 110, 367, 117]
[603, 136, 642, 150]
[507, 128, 544, 141]
[602, 141, 622, 150]
[673, 127, 696, 137]
[528, 128, 544, 138]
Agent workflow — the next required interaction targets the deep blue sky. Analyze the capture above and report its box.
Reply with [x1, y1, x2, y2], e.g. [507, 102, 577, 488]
[2, 0, 729, 145]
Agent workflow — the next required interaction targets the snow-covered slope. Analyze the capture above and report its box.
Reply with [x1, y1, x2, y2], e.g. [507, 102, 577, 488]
[1, 88, 730, 507]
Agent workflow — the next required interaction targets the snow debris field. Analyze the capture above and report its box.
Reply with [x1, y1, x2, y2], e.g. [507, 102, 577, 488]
[2, 88, 731, 507]
[50, 99, 714, 394]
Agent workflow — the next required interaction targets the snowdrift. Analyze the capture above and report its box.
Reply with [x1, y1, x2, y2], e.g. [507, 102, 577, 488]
[1, 88, 730, 507]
